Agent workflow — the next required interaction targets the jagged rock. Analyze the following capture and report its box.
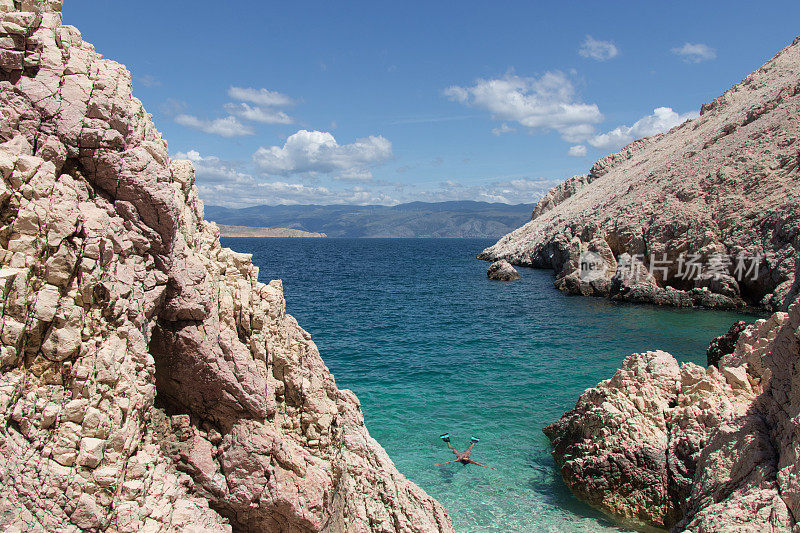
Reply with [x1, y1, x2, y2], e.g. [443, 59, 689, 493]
[707, 321, 749, 367]
[531, 174, 594, 220]
[480, 36, 800, 312]
[562, 237, 617, 296]
[487, 259, 520, 280]
[545, 304, 800, 531]
[0, 3, 452, 532]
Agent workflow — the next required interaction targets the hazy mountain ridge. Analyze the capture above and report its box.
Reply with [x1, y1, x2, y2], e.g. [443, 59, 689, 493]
[217, 225, 327, 238]
[205, 201, 535, 238]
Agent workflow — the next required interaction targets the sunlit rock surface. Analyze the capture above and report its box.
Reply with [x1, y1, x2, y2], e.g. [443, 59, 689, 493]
[0, 2, 453, 531]
[480, 36, 800, 312]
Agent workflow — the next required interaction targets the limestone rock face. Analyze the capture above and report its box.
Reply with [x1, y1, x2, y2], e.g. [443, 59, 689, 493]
[0, 2, 452, 532]
[487, 259, 520, 280]
[545, 303, 800, 531]
[479, 35, 800, 312]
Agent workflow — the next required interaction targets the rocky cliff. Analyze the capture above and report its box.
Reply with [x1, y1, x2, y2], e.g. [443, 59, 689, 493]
[479, 36, 800, 312]
[0, 2, 452, 531]
[545, 303, 800, 532]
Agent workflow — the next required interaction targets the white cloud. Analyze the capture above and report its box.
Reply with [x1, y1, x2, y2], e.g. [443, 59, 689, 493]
[175, 150, 399, 206]
[175, 114, 255, 137]
[174, 150, 255, 185]
[491, 123, 517, 136]
[568, 145, 587, 157]
[227, 86, 294, 107]
[336, 168, 375, 183]
[252, 130, 393, 179]
[588, 107, 699, 151]
[180, 149, 559, 208]
[223, 102, 294, 124]
[671, 43, 716, 63]
[578, 36, 618, 61]
[445, 72, 603, 142]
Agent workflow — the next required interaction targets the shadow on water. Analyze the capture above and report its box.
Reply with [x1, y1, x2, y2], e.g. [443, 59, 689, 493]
[437, 464, 459, 483]
[526, 449, 621, 529]
[527, 448, 670, 533]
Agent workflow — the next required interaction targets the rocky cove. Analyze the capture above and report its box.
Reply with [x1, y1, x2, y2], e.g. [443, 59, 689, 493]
[0, 2, 799, 533]
[478, 31, 800, 533]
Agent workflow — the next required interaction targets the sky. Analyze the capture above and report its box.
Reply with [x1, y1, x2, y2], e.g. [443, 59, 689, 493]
[63, 1, 800, 208]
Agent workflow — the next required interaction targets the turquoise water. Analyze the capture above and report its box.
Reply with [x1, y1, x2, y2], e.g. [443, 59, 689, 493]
[222, 237, 761, 532]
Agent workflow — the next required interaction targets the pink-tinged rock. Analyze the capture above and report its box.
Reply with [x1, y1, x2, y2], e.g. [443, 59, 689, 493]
[0, 3, 453, 533]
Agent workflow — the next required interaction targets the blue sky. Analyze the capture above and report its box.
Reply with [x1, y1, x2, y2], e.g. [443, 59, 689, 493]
[64, 1, 800, 207]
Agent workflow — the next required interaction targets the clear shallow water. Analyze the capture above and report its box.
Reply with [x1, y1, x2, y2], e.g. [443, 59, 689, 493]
[222, 237, 762, 533]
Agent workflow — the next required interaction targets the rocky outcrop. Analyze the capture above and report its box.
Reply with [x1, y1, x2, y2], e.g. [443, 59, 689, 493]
[0, 2, 452, 532]
[530, 174, 594, 220]
[706, 320, 748, 367]
[479, 36, 800, 312]
[545, 303, 800, 531]
[487, 259, 520, 280]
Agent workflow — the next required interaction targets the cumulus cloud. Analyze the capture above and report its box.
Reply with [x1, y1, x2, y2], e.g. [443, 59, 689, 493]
[176, 86, 297, 135]
[227, 86, 294, 107]
[445, 72, 603, 142]
[252, 130, 393, 180]
[578, 36, 619, 61]
[223, 102, 293, 124]
[671, 43, 717, 63]
[174, 150, 255, 185]
[176, 149, 397, 207]
[568, 145, 587, 157]
[175, 114, 255, 137]
[588, 107, 699, 151]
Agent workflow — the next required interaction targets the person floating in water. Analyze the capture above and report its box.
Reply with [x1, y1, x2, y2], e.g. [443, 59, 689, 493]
[436, 434, 496, 470]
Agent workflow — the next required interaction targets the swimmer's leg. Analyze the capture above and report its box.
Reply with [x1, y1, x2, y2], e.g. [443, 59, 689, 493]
[441, 433, 459, 455]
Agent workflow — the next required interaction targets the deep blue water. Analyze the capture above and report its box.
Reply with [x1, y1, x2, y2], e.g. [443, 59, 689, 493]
[222, 237, 761, 533]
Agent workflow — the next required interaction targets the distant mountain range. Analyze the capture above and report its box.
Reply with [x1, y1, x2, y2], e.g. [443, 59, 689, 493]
[216, 225, 327, 238]
[204, 201, 535, 238]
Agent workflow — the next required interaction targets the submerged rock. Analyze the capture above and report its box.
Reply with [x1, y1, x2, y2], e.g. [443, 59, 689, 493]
[0, 3, 452, 532]
[480, 35, 800, 312]
[545, 304, 800, 531]
[487, 259, 521, 280]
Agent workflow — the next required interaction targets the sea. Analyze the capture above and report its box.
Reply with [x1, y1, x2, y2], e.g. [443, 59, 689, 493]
[221, 237, 762, 533]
